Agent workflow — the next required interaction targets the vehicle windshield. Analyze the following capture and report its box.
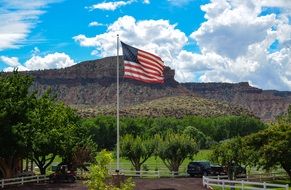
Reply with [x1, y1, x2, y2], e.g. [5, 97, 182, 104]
[199, 162, 211, 167]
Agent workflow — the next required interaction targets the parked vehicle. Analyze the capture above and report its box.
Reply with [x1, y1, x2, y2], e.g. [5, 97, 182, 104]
[49, 165, 76, 183]
[187, 161, 226, 177]
[232, 165, 247, 177]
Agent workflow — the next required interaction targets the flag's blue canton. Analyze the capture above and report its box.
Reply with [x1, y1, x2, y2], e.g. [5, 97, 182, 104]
[121, 42, 139, 64]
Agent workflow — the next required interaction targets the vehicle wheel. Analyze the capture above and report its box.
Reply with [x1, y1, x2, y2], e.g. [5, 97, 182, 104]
[68, 176, 76, 183]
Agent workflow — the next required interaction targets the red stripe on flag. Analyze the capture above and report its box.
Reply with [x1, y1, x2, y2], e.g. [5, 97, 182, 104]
[124, 62, 164, 80]
[124, 69, 163, 82]
[139, 49, 163, 62]
[138, 51, 164, 70]
[124, 74, 164, 84]
[124, 61, 164, 83]
[124, 62, 162, 77]
[137, 55, 164, 74]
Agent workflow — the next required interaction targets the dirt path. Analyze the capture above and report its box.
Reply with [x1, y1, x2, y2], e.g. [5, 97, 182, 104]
[134, 177, 204, 190]
[4, 177, 204, 190]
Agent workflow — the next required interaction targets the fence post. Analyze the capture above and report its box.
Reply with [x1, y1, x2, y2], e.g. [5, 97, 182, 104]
[37, 175, 39, 183]
[21, 177, 24, 185]
[1, 179, 4, 188]
[241, 180, 244, 190]
[206, 177, 209, 189]
[222, 180, 225, 190]
[286, 184, 289, 190]
[218, 175, 220, 180]
[158, 170, 160, 178]
[263, 182, 266, 189]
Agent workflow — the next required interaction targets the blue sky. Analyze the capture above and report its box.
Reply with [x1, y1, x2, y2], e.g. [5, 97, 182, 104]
[0, 0, 291, 90]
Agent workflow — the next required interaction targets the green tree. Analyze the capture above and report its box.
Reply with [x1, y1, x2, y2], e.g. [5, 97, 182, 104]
[61, 116, 97, 167]
[211, 137, 252, 180]
[86, 150, 135, 190]
[17, 94, 79, 174]
[81, 116, 116, 150]
[158, 132, 198, 173]
[246, 106, 291, 180]
[0, 71, 34, 178]
[120, 135, 157, 172]
[183, 126, 208, 148]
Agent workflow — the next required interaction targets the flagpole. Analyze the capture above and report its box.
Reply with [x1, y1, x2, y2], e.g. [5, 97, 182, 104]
[116, 34, 120, 172]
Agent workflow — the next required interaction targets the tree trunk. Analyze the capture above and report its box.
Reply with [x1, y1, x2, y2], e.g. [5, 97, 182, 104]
[172, 162, 179, 176]
[0, 157, 17, 178]
[39, 167, 46, 175]
[134, 164, 141, 175]
[281, 163, 291, 182]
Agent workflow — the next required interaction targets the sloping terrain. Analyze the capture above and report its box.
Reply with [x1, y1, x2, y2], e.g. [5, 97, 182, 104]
[76, 95, 252, 118]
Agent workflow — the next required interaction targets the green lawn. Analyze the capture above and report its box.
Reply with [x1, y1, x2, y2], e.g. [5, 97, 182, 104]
[107, 149, 212, 173]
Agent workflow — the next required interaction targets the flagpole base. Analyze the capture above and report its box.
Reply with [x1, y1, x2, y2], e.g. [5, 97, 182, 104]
[112, 170, 125, 187]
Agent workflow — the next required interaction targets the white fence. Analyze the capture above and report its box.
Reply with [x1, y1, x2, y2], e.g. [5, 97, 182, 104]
[109, 169, 188, 178]
[203, 175, 289, 190]
[0, 175, 48, 188]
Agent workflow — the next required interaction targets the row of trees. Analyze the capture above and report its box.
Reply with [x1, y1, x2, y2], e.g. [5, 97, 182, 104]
[121, 133, 198, 173]
[212, 106, 291, 180]
[81, 114, 265, 151]
[0, 72, 95, 178]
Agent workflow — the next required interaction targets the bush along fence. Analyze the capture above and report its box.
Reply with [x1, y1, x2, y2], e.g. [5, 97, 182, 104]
[202, 175, 289, 190]
[0, 175, 48, 188]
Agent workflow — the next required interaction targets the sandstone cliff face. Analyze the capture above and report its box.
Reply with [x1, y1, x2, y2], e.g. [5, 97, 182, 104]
[29, 56, 189, 107]
[21, 56, 291, 121]
[182, 83, 291, 121]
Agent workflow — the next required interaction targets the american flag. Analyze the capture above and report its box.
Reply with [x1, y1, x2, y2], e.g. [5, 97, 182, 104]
[121, 42, 164, 84]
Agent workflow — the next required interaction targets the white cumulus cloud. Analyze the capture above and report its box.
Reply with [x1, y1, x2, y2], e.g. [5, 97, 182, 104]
[73, 15, 188, 70]
[186, 0, 291, 90]
[0, 56, 21, 67]
[88, 21, 104, 27]
[88, 0, 135, 11]
[1, 52, 76, 72]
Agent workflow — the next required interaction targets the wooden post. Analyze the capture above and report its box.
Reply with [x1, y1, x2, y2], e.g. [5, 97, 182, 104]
[30, 160, 33, 172]
[25, 158, 29, 171]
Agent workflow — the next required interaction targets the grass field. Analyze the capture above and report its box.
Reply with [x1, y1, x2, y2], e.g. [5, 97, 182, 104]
[107, 149, 212, 173]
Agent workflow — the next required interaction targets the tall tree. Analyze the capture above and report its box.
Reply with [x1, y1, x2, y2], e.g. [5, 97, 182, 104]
[158, 132, 198, 173]
[183, 126, 208, 148]
[0, 71, 34, 178]
[17, 94, 79, 174]
[246, 106, 291, 181]
[211, 137, 252, 180]
[120, 135, 157, 172]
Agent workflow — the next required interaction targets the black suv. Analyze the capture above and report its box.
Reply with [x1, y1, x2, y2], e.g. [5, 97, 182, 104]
[187, 161, 226, 177]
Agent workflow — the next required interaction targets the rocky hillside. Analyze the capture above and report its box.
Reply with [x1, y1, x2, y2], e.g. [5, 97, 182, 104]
[76, 96, 251, 118]
[182, 83, 291, 121]
[19, 56, 290, 121]
[29, 56, 189, 107]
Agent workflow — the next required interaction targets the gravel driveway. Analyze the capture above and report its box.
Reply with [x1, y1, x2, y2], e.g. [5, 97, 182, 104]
[4, 177, 205, 190]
